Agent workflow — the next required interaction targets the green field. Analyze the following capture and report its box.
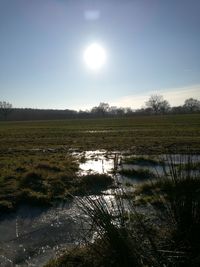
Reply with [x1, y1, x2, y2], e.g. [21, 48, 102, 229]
[0, 114, 200, 153]
[0, 114, 200, 212]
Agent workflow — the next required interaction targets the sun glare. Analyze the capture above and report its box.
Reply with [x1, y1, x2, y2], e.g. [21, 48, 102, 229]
[83, 43, 107, 71]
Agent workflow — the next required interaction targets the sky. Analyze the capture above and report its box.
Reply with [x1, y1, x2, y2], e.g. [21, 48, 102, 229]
[0, 0, 200, 110]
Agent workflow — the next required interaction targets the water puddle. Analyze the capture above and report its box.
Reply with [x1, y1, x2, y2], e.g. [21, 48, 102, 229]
[78, 150, 116, 175]
[118, 154, 200, 181]
[77, 151, 200, 185]
[0, 202, 88, 267]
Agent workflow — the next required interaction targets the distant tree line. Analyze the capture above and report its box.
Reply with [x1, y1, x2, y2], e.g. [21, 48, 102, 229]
[0, 101, 13, 120]
[0, 96, 200, 121]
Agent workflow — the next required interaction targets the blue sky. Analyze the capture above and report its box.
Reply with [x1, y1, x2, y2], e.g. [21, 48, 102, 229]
[0, 0, 200, 110]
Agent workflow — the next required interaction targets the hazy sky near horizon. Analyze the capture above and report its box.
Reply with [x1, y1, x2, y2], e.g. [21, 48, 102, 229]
[0, 0, 200, 110]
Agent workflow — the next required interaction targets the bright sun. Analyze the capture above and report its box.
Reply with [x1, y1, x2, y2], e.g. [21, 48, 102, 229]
[83, 43, 107, 71]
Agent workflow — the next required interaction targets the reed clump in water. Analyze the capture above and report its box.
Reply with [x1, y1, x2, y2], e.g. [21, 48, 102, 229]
[45, 155, 200, 267]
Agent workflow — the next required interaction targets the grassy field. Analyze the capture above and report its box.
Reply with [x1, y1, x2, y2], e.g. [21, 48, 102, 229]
[0, 114, 199, 212]
[0, 114, 200, 153]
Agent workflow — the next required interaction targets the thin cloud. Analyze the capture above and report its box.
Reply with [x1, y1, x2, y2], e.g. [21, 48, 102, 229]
[110, 84, 200, 109]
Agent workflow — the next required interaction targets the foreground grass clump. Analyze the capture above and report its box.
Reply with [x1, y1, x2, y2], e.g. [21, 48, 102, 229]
[46, 191, 164, 267]
[46, 156, 200, 267]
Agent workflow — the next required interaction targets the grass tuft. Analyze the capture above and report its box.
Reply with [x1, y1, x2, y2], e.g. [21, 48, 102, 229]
[78, 174, 113, 194]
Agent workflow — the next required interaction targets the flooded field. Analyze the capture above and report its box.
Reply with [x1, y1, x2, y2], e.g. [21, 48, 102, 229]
[0, 150, 200, 266]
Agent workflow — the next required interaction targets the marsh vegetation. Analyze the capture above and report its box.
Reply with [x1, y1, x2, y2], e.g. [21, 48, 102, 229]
[46, 155, 200, 267]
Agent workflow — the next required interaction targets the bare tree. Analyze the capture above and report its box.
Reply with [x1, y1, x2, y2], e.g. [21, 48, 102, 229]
[91, 102, 110, 116]
[184, 98, 200, 112]
[0, 101, 13, 120]
[159, 100, 171, 114]
[145, 95, 170, 114]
